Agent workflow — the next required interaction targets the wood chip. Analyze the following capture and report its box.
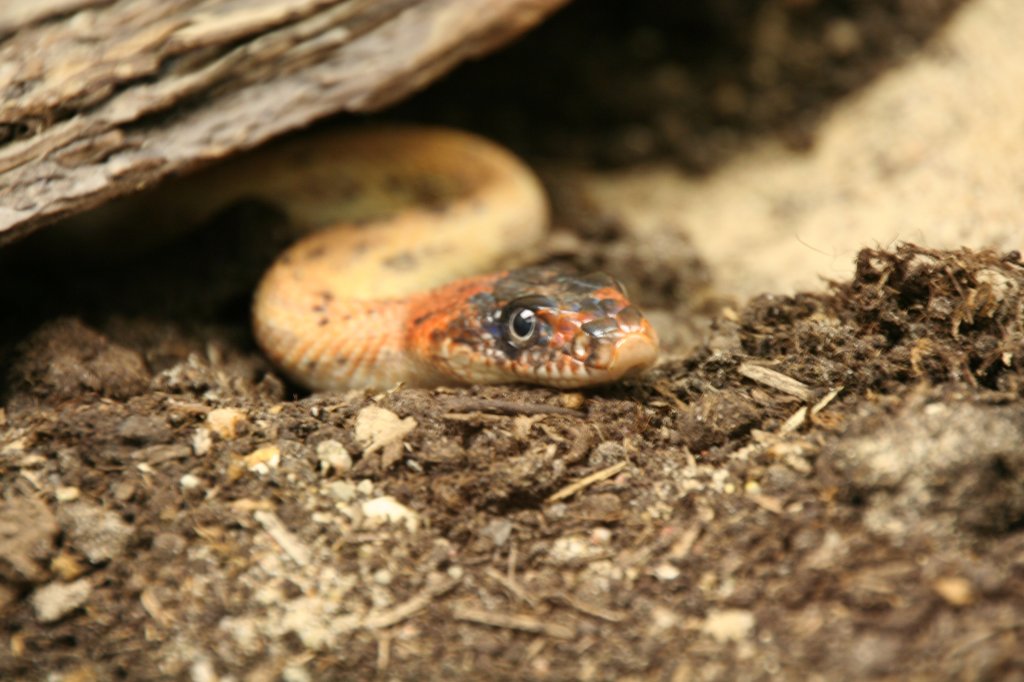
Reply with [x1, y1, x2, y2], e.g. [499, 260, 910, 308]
[738, 363, 813, 401]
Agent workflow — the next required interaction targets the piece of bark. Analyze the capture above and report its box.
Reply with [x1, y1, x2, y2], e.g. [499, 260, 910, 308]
[0, 0, 569, 245]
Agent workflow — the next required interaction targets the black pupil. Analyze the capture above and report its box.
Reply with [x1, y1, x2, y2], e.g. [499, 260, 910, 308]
[510, 309, 536, 339]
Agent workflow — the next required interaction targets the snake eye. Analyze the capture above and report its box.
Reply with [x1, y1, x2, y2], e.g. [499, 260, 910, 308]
[506, 308, 538, 347]
[500, 295, 553, 350]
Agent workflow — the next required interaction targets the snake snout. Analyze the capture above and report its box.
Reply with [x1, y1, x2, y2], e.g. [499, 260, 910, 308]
[581, 320, 658, 374]
[611, 305, 659, 377]
[609, 332, 660, 378]
[577, 300, 659, 374]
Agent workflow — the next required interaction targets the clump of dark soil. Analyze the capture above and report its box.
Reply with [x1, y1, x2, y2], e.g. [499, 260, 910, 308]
[646, 245, 1024, 451]
[752, 245, 1024, 394]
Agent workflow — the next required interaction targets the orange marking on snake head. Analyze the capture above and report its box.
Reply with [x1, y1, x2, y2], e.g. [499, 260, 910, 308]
[409, 267, 659, 388]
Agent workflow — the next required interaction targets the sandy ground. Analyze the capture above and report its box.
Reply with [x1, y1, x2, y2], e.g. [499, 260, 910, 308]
[578, 0, 1024, 300]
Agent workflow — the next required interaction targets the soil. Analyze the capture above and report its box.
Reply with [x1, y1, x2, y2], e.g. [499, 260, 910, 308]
[5, 2, 1024, 681]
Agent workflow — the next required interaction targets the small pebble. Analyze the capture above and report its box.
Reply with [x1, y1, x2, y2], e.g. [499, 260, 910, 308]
[559, 392, 585, 410]
[206, 407, 247, 439]
[243, 445, 280, 474]
[549, 534, 605, 563]
[703, 609, 755, 643]
[180, 473, 202, 490]
[50, 552, 88, 581]
[192, 427, 213, 456]
[190, 657, 217, 682]
[31, 578, 92, 623]
[361, 496, 420, 532]
[653, 562, 681, 581]
[55, 486, 80, 502]
[933, 576, 975, 606]
[282, 665, 312, 682]
[326, 480, 357, 502]
[316, 439, 353, 474]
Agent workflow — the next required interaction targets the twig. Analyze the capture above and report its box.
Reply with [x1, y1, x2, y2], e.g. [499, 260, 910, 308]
[332, 575, 461, 633]
[485, 567, 540, 608]
[810, 386, 843, 415]
[441, 397, 583, 417]
[452, 606, 575, 639]
[738, 363, 813, 401]
[253, 510, 311, 567]
[944, 621, 1024, 660]
[544, 592, 627, 623]
[546, 461, 628, 503]
[442, 412, 506, 423]
[650, 382, 690, 412]
[778, 406, 808, 434]
[747, 493, 784, 514]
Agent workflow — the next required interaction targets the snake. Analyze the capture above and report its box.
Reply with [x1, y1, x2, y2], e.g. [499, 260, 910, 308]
[126, 125, 660, 390]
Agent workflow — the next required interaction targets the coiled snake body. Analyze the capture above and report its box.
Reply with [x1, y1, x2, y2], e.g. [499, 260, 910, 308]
[153, 126, 659, 390]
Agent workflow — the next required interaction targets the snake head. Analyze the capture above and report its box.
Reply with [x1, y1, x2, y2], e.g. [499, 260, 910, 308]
[425, 266, 659, 388]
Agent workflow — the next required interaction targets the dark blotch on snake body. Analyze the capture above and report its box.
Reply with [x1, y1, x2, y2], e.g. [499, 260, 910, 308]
[312, 291, 334, 313]
[384, 251, 419, 271]
[304, 245, 326, 260]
